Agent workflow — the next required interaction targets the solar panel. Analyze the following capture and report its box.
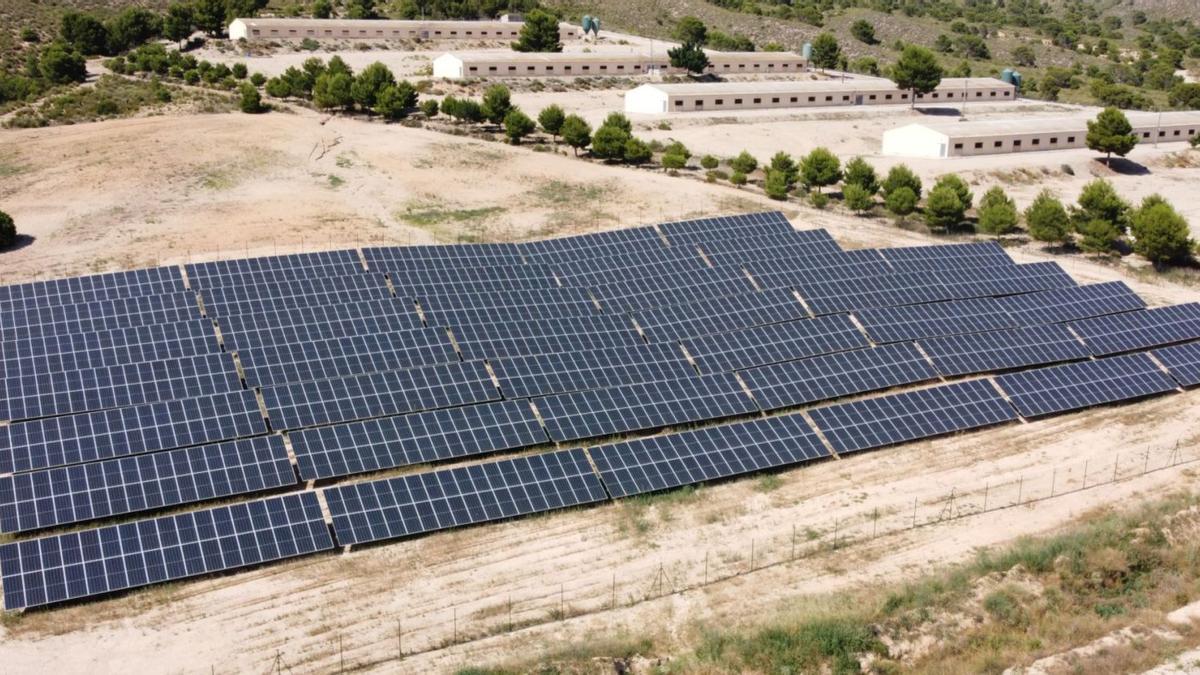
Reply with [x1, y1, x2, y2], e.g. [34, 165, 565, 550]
[1, 292, 200, 332]
[203, 287, 396, 318]
[385, 263, 558, 289]
[854, 297, 1016, 344]
[682, 314, 869, 373]
[1, 353, 242, 422]
[796, 273, 956, 315]
[451, 316, 642, 360]
[416, 287, 597, 324]
[658, 211, 795, 244]
[919, 324, 1092, 377]
[260, 360, 497, 430]
[589, 269, 757, 312]
[237, 328, 458, 387]
[216, 301, 423, 350]
[289, 400, 547, 480]
[590, 413, 830, 498]
[322, 448, 606, 547]
[490, 343, 695, 398]
[0, 435, 295, 533]
[930, 262, 1077, 299]
[1070, 303, 1200, 356]
[185, 249, 360, 282]
[0, 320, 221, 379]
[534, 373, 757, 443]
[200, 274, 391, 306]
[694, 230, 842, 258]
[551, 246, 703, 276]
[561, 257, 714, 288]
[185, 264, 371, 290]
[994, 353, 1178, 418]
[1153, 341, 1200, 387]
[996, 281, 1147, 326]
[518, 226, 664, 261]
[0, 491, 332, 610]
[809, 379, 1018, 455]
[0, 390, 267, 474]
[635, 288, 809, 343]
[0, 267, 184, 306]
[363, 242, 525, 267]
[739, 343, 939, 411]
[741, 252, 894, 288]
[879, 241, 1014, 271]
[1, 305, 202, 343]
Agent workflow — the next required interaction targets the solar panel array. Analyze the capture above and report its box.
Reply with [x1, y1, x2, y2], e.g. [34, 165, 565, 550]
[3, 210, 1196, 610]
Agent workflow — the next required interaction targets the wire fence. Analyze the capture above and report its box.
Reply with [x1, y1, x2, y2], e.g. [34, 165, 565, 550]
[259, 436, 1193, 673]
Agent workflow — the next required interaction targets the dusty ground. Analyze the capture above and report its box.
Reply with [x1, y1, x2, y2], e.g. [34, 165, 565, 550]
[2, 108, 1200, 673]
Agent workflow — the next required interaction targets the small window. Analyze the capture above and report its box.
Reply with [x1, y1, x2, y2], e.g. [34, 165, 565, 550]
[901, 93, 909, 99]
[1189, 129, 1196, 135]
[1050, 137, 1058, 144]
[695, 100, 704, 107]
[1013, 140, 1022, 147]
[563, 65, 571, 72]
[994, 141, 1003, 148]
[753, 64, 761, 69]
[674, 100, 683, 107]
[600, 65, 607, 70]
[582, 65, 590, 71]
[974, 142, 983, 149]
[527, 66, 535, 72]
[771, 97, 780, 103]
[547, 66, 554, 72]
[734, 98, 743, 104]
[617, 65, 625, 70]
[808, 96, 815, 102]
[488, 66, 497, 72]
[739, 64, 746, 69]
[990, 91, 997, 97]
[789, 97, 798, 103]
[1004, 91, 1011, 96]
[840, 95, 848, 101]
[826, 95, 833, 102]
[507, 66, 516, 72]
[1159, 130, 1166, 137]
[1173, 129, 1181, 136]
[932, 93, 939, 98]
[753, 98, 761, 104]
[1067, 136, 1076, 143]
[1032, 138, 1040, 145]
[885, 94, 893, 100]
[976, 91, 983, 97]
[469, 67, 479, 72]
[715, 99, 724, 105]
[869, 94, 877, 100]
[954, 143, 964, 150]
[1143, 132, 1151, 138]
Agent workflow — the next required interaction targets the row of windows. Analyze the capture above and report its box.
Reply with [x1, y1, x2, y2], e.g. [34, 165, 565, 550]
[950, 128, 1196, 152]
[917, 89, 1012, 99]
[256, 28, 522, 37]
[470, 63, 669, 73]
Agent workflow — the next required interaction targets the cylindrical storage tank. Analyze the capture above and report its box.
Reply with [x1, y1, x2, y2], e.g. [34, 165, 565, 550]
[582, 15, 594, 33]
[1012, 71, 1023, 90]
[1000, 68, 1015, 84]
[802, 43, 813, 61]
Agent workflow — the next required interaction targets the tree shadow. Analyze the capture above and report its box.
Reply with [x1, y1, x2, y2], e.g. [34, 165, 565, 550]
[1, 234, 36, 253]
[916, 107, 964, 117]
[1099, 157, 1150, 175]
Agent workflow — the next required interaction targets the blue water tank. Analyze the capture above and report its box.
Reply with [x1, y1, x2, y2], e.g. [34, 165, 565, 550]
[802, 42, 813, 60]
[1012, 71, 1023, 90]
[1001, 68, 1015, 84]
[582, 15, 594, 33]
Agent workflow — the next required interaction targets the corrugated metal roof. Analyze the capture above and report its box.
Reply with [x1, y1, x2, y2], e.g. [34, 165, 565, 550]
[635, 77, 1011, 97]
[901, 111, 1200, 139]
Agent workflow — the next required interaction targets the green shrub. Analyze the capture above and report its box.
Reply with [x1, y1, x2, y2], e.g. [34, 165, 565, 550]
[730, 150, 757, 174]
[881, 164, 922, 201]
[810, 192, 830, 209]
[886, 186, 918, 216]
[730, 171, 747, 186]
[1026, 190, 1072, 245]
[420, 99, 439, 117]
[624, 137, 652, 164]
[0, 210, 16, 249]
[1130, 195, 1193, 263]
[843, 183, 874, 214]
[700, 154, 719, 170]
[977, 186, 1019, 235]
[925, 185, 966, 230]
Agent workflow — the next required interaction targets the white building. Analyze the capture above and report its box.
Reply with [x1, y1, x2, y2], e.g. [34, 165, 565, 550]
[624, 78, 1015, 115]
[228, 17, 575, 42]
[432, 50, 806, 79]
[882, 111, 1200, 158]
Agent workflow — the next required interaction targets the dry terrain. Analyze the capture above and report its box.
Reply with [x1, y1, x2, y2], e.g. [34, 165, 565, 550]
[2, 109, 1200, 672]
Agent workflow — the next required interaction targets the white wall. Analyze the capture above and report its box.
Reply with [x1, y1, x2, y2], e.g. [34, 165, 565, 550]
[882, 124, 950, 159]
[228, 19, 248, 41]
[433, 54, 465, 79]
[624, 85, 668, 115]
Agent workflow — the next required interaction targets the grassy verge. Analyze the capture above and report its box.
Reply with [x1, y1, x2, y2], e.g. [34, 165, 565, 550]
[3, 75, 235, 128]
[457, 489, 1200, 674]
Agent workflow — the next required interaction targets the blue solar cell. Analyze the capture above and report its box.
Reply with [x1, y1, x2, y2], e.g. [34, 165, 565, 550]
[995, 281, 1146, 326]
[289, 400, 547, 480]
[919, 325, 1092, 377]
[589, 269, 757, 312]
[323, 449, 606, 546]
[203, 287, 395, 318]
[0, 491, 332, 610]
[635, 288, 809, 343]
[1, 352, 243, 421]
[693, 230, 842, 258]
[854, 297, 1016, 343]
[491, 344, 695, 398]
[0, 435, 295, 533]
[0, 267, 184, 307]
[879, 241, 1014, 271]
[260, 360, 497, 430]
[185, 249, 360, 283]
[534, 373, 757, 443]
[683, 314, 869, 373]
[519, 226, 666, 261]
[808, 379, 1018, 455]
[201, 274, 391, 306]
[561, 257, 714, 288]
[416, 288, 597, 324]
[186, 264, 371, 290]
[217, 302, 423, 350]
[1070, 303, 1200, 356]
[1153, 341, 1200, 387]
[0, 390, 267, 474]
[363, 242, 525, 267]
[995, 353, 1178, 418]
[591, 413, 830, 498]
[742, 252, 894, 288]
[658, 211, 795, 244]
[552, 246, 704, 277]
[740, 343, 938, 410]
[451, 316, 642, 360]
[930, 262, 1077, 299]
[1, 292, 200, 332]
[237, 328, 459, 387]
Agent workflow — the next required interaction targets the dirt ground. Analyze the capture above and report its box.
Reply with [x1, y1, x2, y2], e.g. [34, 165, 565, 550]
[2, 108, 1200, 673]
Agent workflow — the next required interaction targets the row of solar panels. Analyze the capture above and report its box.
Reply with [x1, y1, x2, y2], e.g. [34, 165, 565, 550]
[5, 299, 1200, 536]
[4, 341, 1198, 610]
[2, 279, 1192, 431]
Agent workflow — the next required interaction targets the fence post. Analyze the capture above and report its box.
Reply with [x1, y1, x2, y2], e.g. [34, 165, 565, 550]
[1051, 467, 1056, 497]
[749, 539, 755, 572]
[872, 507, 878, 538]
[398, 619, 402, 661]
[560, 583, 564, 620]
[339, 633, 344, 673]
[1017, 475, 1023, 505]
[1145, 449, 1151, 474]
[791, 524, 796, 561]
[509, 594, 514, 632]
[611, 575, 615, 610]
[832, 518, 839, 550]
[983, 482, 989, 512]
[704, 551, 708, 585]
[1114, 453, 1119, 482]
[1083, 460, 1088, 489]
[912, 497, 918, 528]
[453, 607, 457, 644]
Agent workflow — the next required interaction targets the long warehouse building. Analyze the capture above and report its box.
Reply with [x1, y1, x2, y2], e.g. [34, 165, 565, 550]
[432, 50, 807, 79]
[882, 110, 1200, 158]
[229, 17, 577, 41]
[624, 77, 1015, 114]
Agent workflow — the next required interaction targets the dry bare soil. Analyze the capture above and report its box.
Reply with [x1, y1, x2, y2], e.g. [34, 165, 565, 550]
[2, 110, 1200, 673]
